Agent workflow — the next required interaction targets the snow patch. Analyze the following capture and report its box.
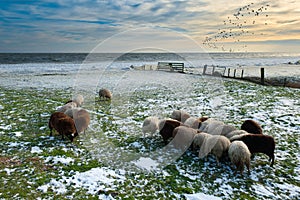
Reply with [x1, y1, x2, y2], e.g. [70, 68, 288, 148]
[31, 146, 43, 154]
[133, 157, 160, 170]
[39, 167, 125, 195]
[184, 192, 222, 200]
[45, 156, 74, 165]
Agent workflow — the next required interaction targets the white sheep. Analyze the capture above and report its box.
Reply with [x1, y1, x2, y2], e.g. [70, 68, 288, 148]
[56, 102, 77, 113]
[142, 116, 159, 137]
[226, 130, 249, 140]
[198, 118, 225, 134]
[170, 110, 191, 123]
[72, 94, 84, 106]
[228, 141, 251, 175]
[194, 132, 231, 164]
[184, 117, 201, 129]
[171, 126, 197, 150]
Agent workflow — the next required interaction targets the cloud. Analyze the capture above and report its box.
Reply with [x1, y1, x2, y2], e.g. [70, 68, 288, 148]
[0, 0, 300, 52]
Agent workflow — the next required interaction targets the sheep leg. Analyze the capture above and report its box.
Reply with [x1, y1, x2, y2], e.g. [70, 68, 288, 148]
[215, 156, 220, 166]
[246, 162, 251, 175]
[270, 155, 274, 167]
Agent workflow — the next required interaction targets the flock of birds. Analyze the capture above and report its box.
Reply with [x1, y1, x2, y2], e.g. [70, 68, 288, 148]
[202, 2, 271, 52]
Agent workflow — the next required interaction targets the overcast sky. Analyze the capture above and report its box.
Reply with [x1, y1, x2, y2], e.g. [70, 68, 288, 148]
[0, 0, 300, 53]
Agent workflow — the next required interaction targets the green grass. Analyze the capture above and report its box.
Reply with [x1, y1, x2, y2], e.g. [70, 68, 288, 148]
[0, 78, 299, 199]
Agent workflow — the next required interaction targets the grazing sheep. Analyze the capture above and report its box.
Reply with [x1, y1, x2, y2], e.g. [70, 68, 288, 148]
[72, 94, 84, 106]
[228, 141, 251, 175]
[241, 119, 263, 134]
[192, 132, 211, 150]
[158, 119, 183, 144]
[184, 117, 201, 129]
[56, 101, 78, 113]
[194, 133, 231, 164]
[198, 118, 225, 134]
[142, 116, 159, 137]
[225, 130, 249, 140]
[170, 110, 191, 123]
[230, 133, 275, 166]
[171, 126, 197, 150]
[48, 112, 78, 142]
[65, 108, 90, 134]
[220, 125, 237, 136]
[99, 88, 112, 100]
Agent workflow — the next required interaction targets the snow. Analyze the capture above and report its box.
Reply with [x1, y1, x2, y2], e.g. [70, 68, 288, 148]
[0, 58, 299, 199]
[39, 167, 125, 195]
[31, 146, 43, 154]
[45, 156, 74, 165]
[13, 131, 23, 137]
[133, 157, 160, 171]
[184, 192, 222, 200]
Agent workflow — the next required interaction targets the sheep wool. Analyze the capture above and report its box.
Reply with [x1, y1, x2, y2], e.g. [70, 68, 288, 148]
[241, 119, 263, 134]
[228, 141, 251, 175]
[48, 112, 78, 142]
[184, 117, 201, 129]
[195, 133, 231, 164]
[170, 110, 191, 123]
[158, 119, 183, 144]
[142, 116, 159, 137]
[171, 126, 197, 150]
[56, 102, 78, 113]
[99, 88, 112, 100]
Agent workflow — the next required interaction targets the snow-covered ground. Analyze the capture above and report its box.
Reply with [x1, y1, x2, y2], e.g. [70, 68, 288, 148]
[0, 62, 299, 199]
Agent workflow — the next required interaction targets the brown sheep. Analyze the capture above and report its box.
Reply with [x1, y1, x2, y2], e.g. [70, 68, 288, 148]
[230, 133, 275, 166]
[48, 112, 78, 142]
[241, 119, 263, 134]
[99, 88, 112, 100]
[158, 119, 183, 144]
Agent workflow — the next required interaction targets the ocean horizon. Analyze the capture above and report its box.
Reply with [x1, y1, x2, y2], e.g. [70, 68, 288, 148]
[0, 52, 299, 66]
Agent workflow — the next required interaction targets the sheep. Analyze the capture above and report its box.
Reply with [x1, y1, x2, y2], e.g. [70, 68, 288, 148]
[99, 88, 112, 100]
[198, 118, 225, 134]
[192, 132, 211, 150]
[170, 110, 190, 123]
[225, 130, 249, 140]
[142, 116, 159, 137]
[158, 119, 183, 144]
[194, 132, 231, 164]
[220, 125, 237, 136]
[48, 112, 78, 142]
[228, 141, 251, 175]
[65, 108, 90, 134]
[56, 101, 77, 113]
[184, 117, 201, 129]
[71, 94, 84, 107]
[171, 126, 197, 150]
[230, 133, 275, 166]
[241, 119, 263, 134]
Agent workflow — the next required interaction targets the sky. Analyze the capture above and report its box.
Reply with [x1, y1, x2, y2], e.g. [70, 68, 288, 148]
[0, 0, 300, 53]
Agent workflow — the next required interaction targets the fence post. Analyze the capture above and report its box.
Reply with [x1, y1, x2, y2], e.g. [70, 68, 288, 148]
[203, 65, 207, 75]
[234, 69, 236, 78]
[212, 65, 215, 75]
[241, 69, 244, 78]
[228, 68, 230, 77]
[261, 68, 265, 85]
